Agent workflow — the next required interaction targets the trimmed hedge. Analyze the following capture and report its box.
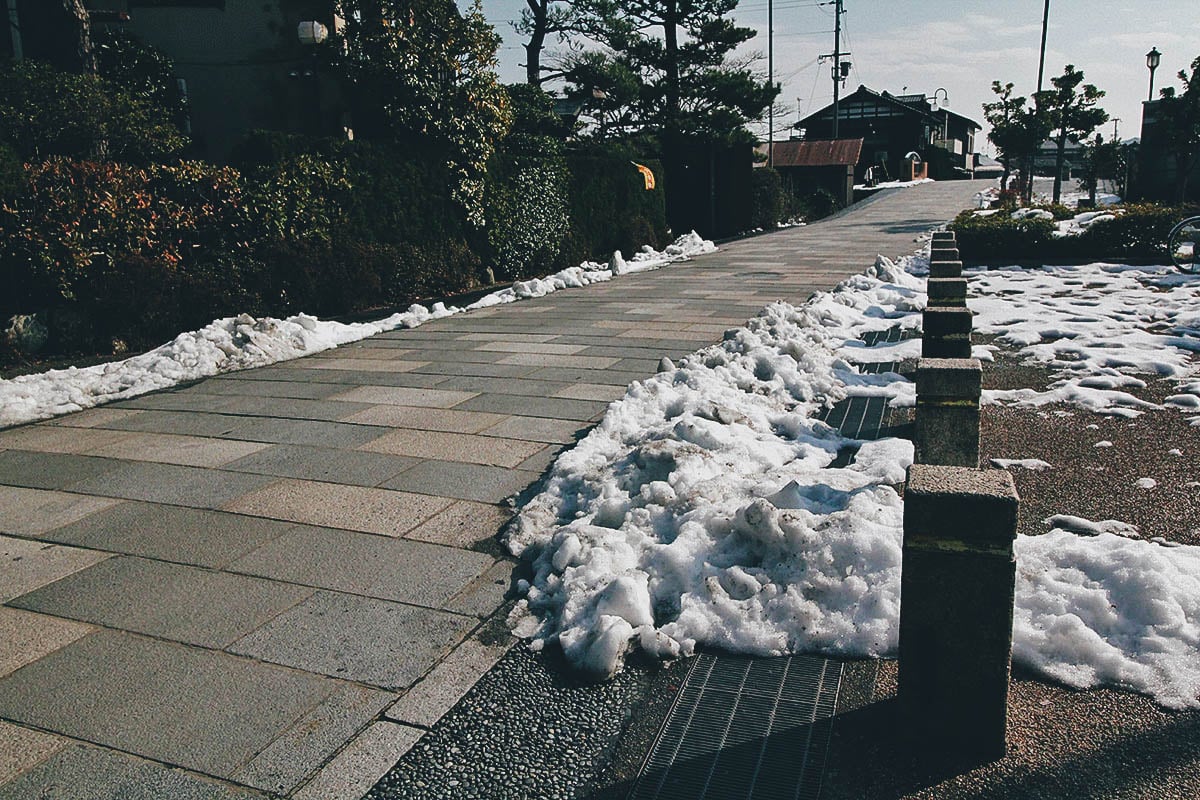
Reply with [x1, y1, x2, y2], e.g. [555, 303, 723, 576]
[950, 203, 1194, 263]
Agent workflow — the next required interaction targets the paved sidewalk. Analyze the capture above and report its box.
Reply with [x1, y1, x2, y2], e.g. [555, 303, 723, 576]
[0, 180, 988, 799]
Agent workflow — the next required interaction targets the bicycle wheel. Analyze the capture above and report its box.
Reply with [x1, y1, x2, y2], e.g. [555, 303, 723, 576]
[1168, 216, 1200, 273]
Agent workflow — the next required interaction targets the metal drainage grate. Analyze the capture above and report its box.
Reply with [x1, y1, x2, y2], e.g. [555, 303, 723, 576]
[630, 653, 843, 800]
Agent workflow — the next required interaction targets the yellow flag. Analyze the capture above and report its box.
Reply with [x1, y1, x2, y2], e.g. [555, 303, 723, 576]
[632, 162, 655, 190]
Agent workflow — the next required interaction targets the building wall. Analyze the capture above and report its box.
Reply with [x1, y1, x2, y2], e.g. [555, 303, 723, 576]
[1137, 100, 1200, 203]
[90, 0, 342, 161]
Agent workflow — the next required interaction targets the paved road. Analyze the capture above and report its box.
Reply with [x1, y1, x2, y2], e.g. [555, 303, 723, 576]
[0, 180, 989, 799]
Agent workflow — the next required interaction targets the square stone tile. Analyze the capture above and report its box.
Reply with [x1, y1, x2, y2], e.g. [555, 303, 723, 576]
[0, 630, 335, 780]
[385, 637, 512, 728]
[10, 556, 314, 649]
[292, 722, 424, 800]
[496, 353, 620, 369]
[404, 501, 513, 550]
[359, 429, 544, 468]
[224, 479, 450, 536]
[82, 432, 269, 468]
[0, 425, 132, 455]
[0, 720, 68, 788]
[0, 535, 112, 603]
[41, 502, 295, 569]
[326, 386, 478, 408]
[381, 461, 540, 504]
[0, 486, 121, 535]
[229, 526, 493, 608]
[68, 463, 276, 509]
[0, 450, 123, 491]
[222, 445, 417, 487]
[478, 415, 588, 444]
[101, 410, 244, 437]
[472, 342, 586, 355]
[229, 591, 475, 689]
[0, 607, 94, 679]
[342, 405, 508, 434]
[232, 683, 396, 796]
[0, 743, 261, 799]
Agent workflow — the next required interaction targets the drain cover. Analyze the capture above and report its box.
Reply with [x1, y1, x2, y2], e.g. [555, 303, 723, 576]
[629, 653, 843, 800]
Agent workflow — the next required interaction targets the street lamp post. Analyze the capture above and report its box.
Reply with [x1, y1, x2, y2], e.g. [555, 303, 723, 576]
[1146, 47, 1161, 102]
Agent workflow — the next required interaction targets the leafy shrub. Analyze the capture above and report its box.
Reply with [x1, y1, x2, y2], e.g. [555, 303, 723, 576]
[487, 141, 571, 281]
[792, 187, 841, 222]
[0, 61, 185, 164]
[750, 168, 787, 229]
[1077, 203, 1179, 257]
[94, 28, 189, 134]
[950, 208, 1056, 261]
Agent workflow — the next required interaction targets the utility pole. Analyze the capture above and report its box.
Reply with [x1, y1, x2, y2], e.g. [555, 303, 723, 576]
[1036, 0, 1049, 93]
[768, 0, 773, 166]
[832, 0, 842, 139]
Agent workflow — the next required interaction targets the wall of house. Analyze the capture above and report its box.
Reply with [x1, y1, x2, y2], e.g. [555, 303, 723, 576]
[1137, 100, 1200, 203]
[90, 0, 343, 161]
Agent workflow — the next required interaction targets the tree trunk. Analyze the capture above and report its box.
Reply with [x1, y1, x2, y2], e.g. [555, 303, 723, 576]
[61, 0, 95, 73]
[1053, 130, 1066, 204]
[524, 0, 547, 85]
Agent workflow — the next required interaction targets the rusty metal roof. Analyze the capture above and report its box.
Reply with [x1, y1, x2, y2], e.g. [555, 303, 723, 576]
[765, 138, 863, 168]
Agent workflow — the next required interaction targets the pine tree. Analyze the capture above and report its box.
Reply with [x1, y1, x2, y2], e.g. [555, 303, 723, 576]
[565, 0, 776, 144]
[982, 81, 1050, 201]
[1038, 65, 1107, 204]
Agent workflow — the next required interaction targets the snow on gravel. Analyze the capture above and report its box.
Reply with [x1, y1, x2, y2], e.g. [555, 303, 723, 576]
[0, 233, 715, 429]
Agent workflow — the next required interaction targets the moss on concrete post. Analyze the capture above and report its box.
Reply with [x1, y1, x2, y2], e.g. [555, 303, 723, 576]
[914, 357, 980, 467]
[899, 464, 1019, 763]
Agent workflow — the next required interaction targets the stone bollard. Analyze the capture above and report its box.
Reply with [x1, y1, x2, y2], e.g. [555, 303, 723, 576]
[931, 230, 956, 244]
[929, 259, 963, 279]
[914, 357, 980, 467]
[927, 276, 967, 307]
[929, 246, 959, 264]
[922, 306, 973, 358]
[899, 465, 1019, 763]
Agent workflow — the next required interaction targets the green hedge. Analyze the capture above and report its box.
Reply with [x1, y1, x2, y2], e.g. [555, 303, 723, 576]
[949, 203, 1193, 262]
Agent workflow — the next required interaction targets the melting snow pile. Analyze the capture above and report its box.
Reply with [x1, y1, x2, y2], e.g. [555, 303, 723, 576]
[509, 253, 1200, 710]
[969, 263, 1200, 421]
[506, 257, 924, 679]
[0, 233, 715, 429]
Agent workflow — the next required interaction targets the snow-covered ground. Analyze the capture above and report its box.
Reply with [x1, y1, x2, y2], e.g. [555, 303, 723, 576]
[507, 248, 1200, 710]
[0, 233, 716, 429]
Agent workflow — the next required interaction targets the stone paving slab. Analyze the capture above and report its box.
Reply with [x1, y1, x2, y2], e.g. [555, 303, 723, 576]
[181, 377, 350, 400]
[228, 525, 493, 608]
[359, 428, 545, 468]
[69, 462, 276, 509]
[0, 425, 133, 454]
[0, 486, 120, 536]
[225, 479, 450, 536]
[0, 719, 68, 788]
[228, 591, 476, 689]
[292, 722, 424, 800]
[0, 606, 94, 679]
[478, 414, 588, 444]
[39, 502, 295, 569]
[10, 556, 314, 649]
[403, 501, 513, 550]
[0, 450, 124, 491]
[220, 416, 387, 448]
[327, 385, 479, 408]
[82, 432, 269, 468]
[0, 742, 264, 800]
[385, 636, 513, 729]
[380, 460, 541, 504]
[222, 444, 419, 487]
[0, 535, 113, 603]
[454, 393, 608, 421]
[0, 630, 336, 780]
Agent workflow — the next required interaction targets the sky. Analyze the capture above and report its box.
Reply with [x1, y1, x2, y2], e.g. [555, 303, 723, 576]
[477, 0, 1200, 152]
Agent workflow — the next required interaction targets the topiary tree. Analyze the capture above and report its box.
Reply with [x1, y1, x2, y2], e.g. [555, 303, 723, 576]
[982, 81, 1051, 203]
[1037, 64, 1108, 204]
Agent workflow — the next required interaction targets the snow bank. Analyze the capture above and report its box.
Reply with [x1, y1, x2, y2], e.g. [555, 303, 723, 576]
[506, 257, 924, 679]
[1015, 529, 1200, 710]
[509, 252, 1200, 710]
[0, 233, 715, 429]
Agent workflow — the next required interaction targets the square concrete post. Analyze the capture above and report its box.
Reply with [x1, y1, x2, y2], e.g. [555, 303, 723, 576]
[931, 231, 956, 244]
[914, 358, 980, 467]
[922, 306, 972, 358]
[929, 259, 963, 278]
[929, 246, 959, 263]
[927, 276, 967, 307]
[900, 465, 1019, 762]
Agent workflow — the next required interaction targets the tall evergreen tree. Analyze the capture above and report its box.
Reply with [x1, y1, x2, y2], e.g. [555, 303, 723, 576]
[565, 0, 776, 144]
[982, 81, 1050, 200]
[516, 0, 578, 85]
[1038, 64, 1107, 204]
